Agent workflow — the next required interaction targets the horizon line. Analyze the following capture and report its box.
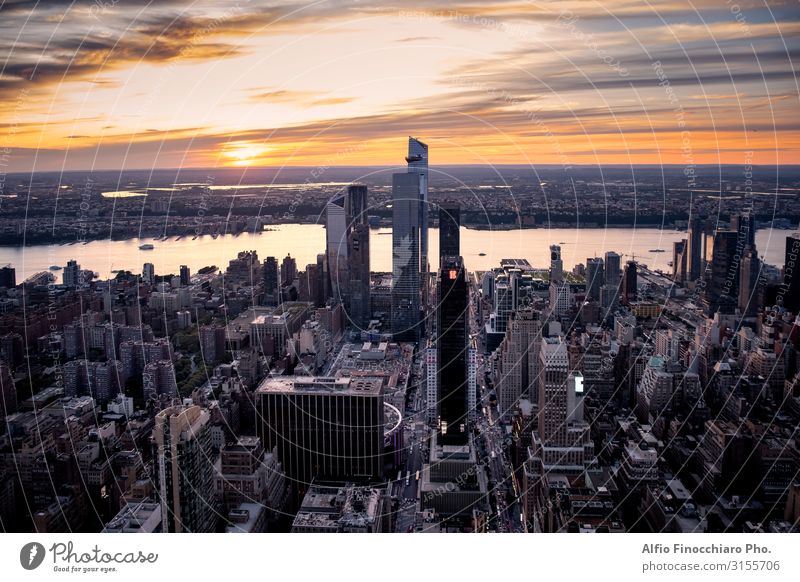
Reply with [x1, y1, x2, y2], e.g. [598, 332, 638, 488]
[9, 162, 800, 176]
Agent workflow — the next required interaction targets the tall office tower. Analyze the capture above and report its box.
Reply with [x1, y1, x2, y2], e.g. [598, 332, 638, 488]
[604, 251, 621, 290]
[63, 259, 80, 287]
[179, 265, 190, 286]
[703, 230, 739, 315]
[142, 262, 155, 285]
[495, 308, 542, 416]
[687, 216, 704, 281]
[325, 195, 348, 302]
[783, 234, 800, 314]
[622, 260, 638, 305]
[263, 256, 278, 297]
[346, 184, 371, 329]
[345, 183, 368, 226]
[738, 246, 761, 317]
[493, 278, 514, 333]
[0, 265, 15, 288]
[153, 405, 216, 533]
[406, 137, 429, 280]
[391, 172, 421, 342]
[467, 338, 477, 421]
[425, 340, 438, 426]
[673, 240, 687, 283]
[585, 257, 605, 301]
[256, 376, 384, 498]
[280, 254, 297, 287]
[549, 245, 563, 284]
[439, 203, 461, 260]
[733, 212, 756, 249]
[437, 257, 469, 445]
[348, 223, 371, 329]
[532, 338, 592, 475]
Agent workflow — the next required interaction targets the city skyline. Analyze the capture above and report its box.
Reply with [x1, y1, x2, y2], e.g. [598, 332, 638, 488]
[1, 0, 800, 553]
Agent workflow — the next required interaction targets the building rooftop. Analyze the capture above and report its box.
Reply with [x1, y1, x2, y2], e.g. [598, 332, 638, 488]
[291, 482, 385, 532]
[256, 375, 383, 396]
[103, 499, 161, 533]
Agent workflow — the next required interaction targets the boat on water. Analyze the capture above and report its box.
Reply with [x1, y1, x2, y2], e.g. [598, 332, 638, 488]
[478, 252, 487, 256]
[139, 243, 154, 250]
[649, 248, 665, 253]
[49, 265, 62, 271]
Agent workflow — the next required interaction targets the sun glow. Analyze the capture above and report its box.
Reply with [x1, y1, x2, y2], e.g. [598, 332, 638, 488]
[222, 142, 271, 166]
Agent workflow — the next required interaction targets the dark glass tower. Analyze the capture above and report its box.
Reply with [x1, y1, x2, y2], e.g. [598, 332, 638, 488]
[622, 260, 637, 305]
[391, 172, 421, 342]
[687, 215, 704, 281]
[438, 204, 460, 260]
[179, 264, 190, 286]
[263, 257, 278, 296]
[703, 230, 739, 315]
[586, 257, 605, 301]
[347, 184, 371, 330]
[783, 234, 800, 314]
[437, 256, 468, 445]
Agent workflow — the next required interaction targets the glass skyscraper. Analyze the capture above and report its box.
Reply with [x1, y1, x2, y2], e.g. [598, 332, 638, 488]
[391, 172, 421, 341]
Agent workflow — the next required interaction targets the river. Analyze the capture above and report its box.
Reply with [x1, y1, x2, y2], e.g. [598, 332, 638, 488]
[0, 226, 794, 281]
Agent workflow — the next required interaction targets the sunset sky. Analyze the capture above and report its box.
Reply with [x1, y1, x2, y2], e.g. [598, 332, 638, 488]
[1, 0, 798, 172]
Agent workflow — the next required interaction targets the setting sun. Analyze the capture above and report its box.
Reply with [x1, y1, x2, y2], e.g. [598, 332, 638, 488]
[222, 142, 272, 166]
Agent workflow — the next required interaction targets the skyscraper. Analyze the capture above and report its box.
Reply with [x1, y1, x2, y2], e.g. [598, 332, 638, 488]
[179, 264, 190, 286]
[738, 246, 761, 318]
[437, 256, 469, 445]
[281, 254, 297, 287]
[604, 251, 621, 290]
[345, 183, 368, 226]
[263, 256, 278, 298]
[622, 260, 638, 305]
[325, 195, 347, 302]
[532, 338, 592, 475]
[783, 234, 800, 314]
[703, 230, 739, 315]
[63, 259, 80, 287]
[256, 376, 384, 498]
[142, 262, 155, 285]
[406, 137, 429, 279]
[585, 257, 605, 301]
[346, 184, 371, 329]
[494, 308, 542, 416]
[438, 203, 460, 260]
[153, 405, 216, 533]
[549, 245, 563, 284]
[733, 212, 756, 249]
[687, 216, 704, 281]
[391, 172, 421, 342]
